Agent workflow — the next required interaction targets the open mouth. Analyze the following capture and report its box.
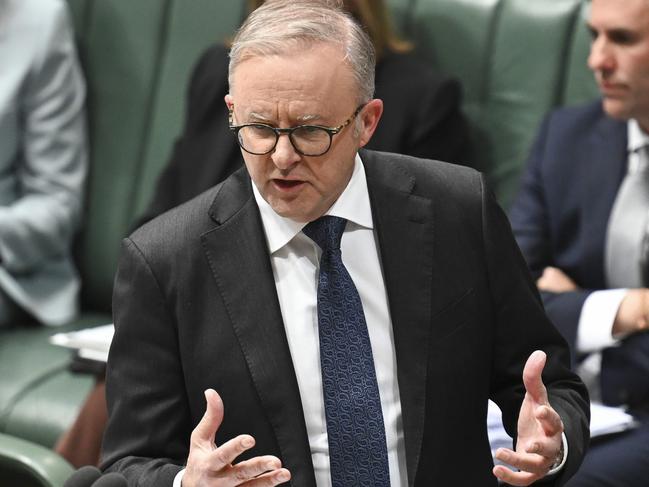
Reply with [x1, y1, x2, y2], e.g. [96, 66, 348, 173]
[273, 179, 305, 191]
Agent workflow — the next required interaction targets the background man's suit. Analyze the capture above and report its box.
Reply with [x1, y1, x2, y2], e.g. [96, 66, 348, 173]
[509, 100, 649, 485]
[510, 100, 649, 406]
[102, 150, 588, 487]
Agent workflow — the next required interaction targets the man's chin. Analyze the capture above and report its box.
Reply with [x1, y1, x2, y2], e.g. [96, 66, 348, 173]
[601, 97, 633, 121]
[266, 198, 311, 223]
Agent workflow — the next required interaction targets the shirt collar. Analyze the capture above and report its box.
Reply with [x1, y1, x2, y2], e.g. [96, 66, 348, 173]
[627, 119, 649, 152]
[252, 153, 374, 254]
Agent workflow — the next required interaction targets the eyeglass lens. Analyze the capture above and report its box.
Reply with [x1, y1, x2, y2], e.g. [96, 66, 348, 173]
[237, 125, 331, 156]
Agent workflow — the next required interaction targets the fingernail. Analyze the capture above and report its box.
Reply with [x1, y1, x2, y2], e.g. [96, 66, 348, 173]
[241, 436, 254, 448]
[277, 470, 289, 482]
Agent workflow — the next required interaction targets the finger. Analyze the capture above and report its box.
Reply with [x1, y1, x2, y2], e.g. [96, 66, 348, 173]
[495, 448, 553, 476]
[525, 436, 561, 460]
[229, 455, 282, 482]
[191, 389, 225, 447]
[208, 434, 256, 471]
[493, 464, 540, 487]
[244, 468, 291, 486]
[523, 350, 549, 405]
[534, 404, 564, 437]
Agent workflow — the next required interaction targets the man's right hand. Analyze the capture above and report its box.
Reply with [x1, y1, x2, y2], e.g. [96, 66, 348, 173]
[613, 288, 649, 337]
[182, 389, 291, 487]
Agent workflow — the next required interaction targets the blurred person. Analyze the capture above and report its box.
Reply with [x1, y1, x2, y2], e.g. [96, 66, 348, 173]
[0, 0, 87, 327]
[100, 1, 588, 486]
[510, 0, 649, 485]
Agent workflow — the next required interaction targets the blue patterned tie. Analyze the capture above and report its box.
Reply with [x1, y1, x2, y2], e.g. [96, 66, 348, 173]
[303, 216, 390, 487]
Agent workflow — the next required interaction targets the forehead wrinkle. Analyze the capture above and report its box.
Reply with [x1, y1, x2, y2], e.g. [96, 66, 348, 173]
[244, 109, 324, 125]
[296, 113, 321, 123]
[248, 111, 273, 123]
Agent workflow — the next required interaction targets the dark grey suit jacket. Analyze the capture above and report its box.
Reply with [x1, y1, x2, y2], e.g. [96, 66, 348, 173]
[102, 150, 589, 486]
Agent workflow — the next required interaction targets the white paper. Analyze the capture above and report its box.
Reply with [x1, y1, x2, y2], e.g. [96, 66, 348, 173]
[50, 324, 114, 363]
[487, 399, 638, 456]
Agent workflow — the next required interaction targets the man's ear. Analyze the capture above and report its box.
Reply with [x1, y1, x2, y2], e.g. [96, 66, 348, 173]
[224, 94, 234, 110]
[358, 98, 384, 148]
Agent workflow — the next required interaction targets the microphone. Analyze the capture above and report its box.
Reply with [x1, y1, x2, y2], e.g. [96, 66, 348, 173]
[92, 472, 128, 487]
[63, 466, 102, 487]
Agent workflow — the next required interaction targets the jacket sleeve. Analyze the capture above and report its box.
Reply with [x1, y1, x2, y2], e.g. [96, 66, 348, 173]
[482, 174, 590, 485]
[101, 238, 188, 486]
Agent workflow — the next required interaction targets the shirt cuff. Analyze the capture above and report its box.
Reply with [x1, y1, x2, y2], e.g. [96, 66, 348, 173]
[173, 468, 185, 487]
[546, 432, 568, 477]
[576, 289, 627, 353]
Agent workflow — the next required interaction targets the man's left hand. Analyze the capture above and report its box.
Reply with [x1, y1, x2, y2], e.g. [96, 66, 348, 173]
[493, 351, 564, 486]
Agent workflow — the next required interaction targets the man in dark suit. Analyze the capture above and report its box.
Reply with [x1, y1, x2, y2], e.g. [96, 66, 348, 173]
[102, 1, 588, 486]
[510, 0, 649, 485]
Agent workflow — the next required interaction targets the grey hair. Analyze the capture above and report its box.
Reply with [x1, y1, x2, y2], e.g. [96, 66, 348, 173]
[228, 0, 376, 104]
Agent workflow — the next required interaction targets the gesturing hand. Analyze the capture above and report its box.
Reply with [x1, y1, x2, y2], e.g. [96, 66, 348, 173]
[182, 389, 291, 487]
[493, 351, 564, 486]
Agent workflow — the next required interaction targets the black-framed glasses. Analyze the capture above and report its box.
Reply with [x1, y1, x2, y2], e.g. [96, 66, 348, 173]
[229, 104, 366, 157]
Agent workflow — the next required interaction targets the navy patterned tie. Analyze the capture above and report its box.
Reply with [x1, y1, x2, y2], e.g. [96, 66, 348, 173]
[303, 216, 390, 487]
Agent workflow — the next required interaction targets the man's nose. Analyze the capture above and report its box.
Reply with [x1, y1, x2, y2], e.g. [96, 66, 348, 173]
[588, 37, 615, 74]
[271, 134, 300, 170]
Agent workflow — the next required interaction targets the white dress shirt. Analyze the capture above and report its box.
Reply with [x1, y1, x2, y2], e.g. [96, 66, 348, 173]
[575, 119, 649, 399]
[175, 154, 407, 486]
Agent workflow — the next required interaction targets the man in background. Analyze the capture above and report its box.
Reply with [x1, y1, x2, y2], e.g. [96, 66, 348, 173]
[510, 0, 649, 484]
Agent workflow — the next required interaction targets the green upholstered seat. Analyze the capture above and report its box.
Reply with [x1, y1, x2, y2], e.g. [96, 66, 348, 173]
[410, 0, 598, 205]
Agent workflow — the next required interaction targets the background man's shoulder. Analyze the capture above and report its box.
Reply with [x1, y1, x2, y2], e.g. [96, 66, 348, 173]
[545, 99, 618, 135]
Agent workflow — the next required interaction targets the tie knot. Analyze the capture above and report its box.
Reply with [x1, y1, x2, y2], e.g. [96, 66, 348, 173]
[303, 216, 347, 251]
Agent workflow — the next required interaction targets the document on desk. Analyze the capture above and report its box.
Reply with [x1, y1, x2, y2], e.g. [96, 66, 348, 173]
[50, 324, 114, 363]
[487, 399, 638, 455]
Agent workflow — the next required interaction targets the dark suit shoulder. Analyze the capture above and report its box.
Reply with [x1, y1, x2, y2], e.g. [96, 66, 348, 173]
[362, 149, 482, 201]
[544, 99, 623, 140]
[523, 99, 626, 185]
[129, 184, 223, 255]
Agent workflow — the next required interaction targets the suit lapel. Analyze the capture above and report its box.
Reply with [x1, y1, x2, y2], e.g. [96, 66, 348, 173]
[363, 151, 434, 486]
[201, 170, 316, 487]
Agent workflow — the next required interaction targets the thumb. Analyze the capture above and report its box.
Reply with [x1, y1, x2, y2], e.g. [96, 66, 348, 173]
[192, 389, 224, 446]
[523, 350, 549, 405]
